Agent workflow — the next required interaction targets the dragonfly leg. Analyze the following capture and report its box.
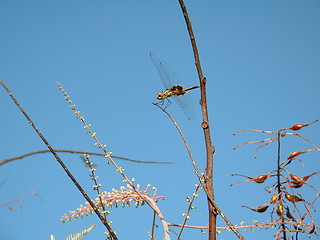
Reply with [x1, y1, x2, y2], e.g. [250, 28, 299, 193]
[156, 99, 171, 109]
[164, 99, 171, 109]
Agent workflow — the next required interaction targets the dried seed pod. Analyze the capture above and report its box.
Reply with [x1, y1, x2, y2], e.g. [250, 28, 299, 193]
[290, 173, 302, 183]
[289, 171, 319, 188]
[230, 173, 269, 186]
[270, 195, 278, 203]
[285, 192, 303, 203]
[290, 124, 304, 131]
[289, 182, 304, 188]
[289, 120, 318, 131]
[254, 174, 268, 183]
[242, 205, 268, 213]
[257, 205, 269, 213]
[277, 203, 284, 217]
[288, 151, 303, 160]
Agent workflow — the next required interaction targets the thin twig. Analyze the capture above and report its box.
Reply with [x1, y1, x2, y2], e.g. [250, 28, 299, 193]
[177, 180, 202, 239]
[150, 210, 157, 240]
[0, 80, 118, 240]
[153, 103, 202, 180]
[82, 154, 108, 219]
[0, 149, 174, 166]
[153, 103, 244, 239]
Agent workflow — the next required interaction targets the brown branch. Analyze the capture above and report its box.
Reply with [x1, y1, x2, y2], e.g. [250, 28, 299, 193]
[168, 221, 320, 232]
[0, 149, 174, 166]
[0, 80, 118, 240]
[177, 1, 244, 240]
[176, 1, 215, 239]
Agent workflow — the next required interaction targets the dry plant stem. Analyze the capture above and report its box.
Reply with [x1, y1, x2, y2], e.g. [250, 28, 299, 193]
[177, 1, 244, 239]
[83, 154, 107, 219]
[154, 104, 243, 239]
[277, 130, 286, 240]
[0, 81, 118, 240]
[144, 195, 170, 240]
[151, 211, 157, 240]
[302, 191, 320, 221]
[153, 103, 202, 180]
[0, 149, 173, 166]
[177, 180, 202, 240]
[289, 132, 320, 151]
[57, 83, 171, 238]
[153, 103, 205, 237]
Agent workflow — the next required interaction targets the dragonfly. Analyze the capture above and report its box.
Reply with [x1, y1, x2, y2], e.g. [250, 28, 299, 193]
[150, 52, 200, 120]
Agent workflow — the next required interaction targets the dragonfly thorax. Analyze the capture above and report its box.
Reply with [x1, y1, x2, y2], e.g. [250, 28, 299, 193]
[156, 85, 186, 100]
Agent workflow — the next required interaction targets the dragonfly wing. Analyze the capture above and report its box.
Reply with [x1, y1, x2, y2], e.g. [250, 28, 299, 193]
[150, 52, 196, 120]
[160, 60, 196, 120]
[173, 94, 195, 120]
[150, 52, 172, 89]
[159, 60, 187, 87]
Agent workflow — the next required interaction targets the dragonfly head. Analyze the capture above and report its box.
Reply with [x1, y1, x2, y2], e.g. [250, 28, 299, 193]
[156, 92, 165, 100]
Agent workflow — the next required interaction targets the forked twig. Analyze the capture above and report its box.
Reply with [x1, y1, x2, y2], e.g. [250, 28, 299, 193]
[153, 103, 243, 239]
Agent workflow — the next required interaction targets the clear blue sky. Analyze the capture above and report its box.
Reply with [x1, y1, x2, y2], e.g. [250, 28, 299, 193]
[1, 1, 319, 240]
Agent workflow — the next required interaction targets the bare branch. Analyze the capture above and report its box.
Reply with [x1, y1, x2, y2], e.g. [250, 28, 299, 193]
[0, 149, 173, 166]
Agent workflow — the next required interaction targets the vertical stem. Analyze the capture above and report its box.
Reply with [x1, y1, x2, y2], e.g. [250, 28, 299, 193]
[277, 131, 287, 239]
[177, 1, 216, 239]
